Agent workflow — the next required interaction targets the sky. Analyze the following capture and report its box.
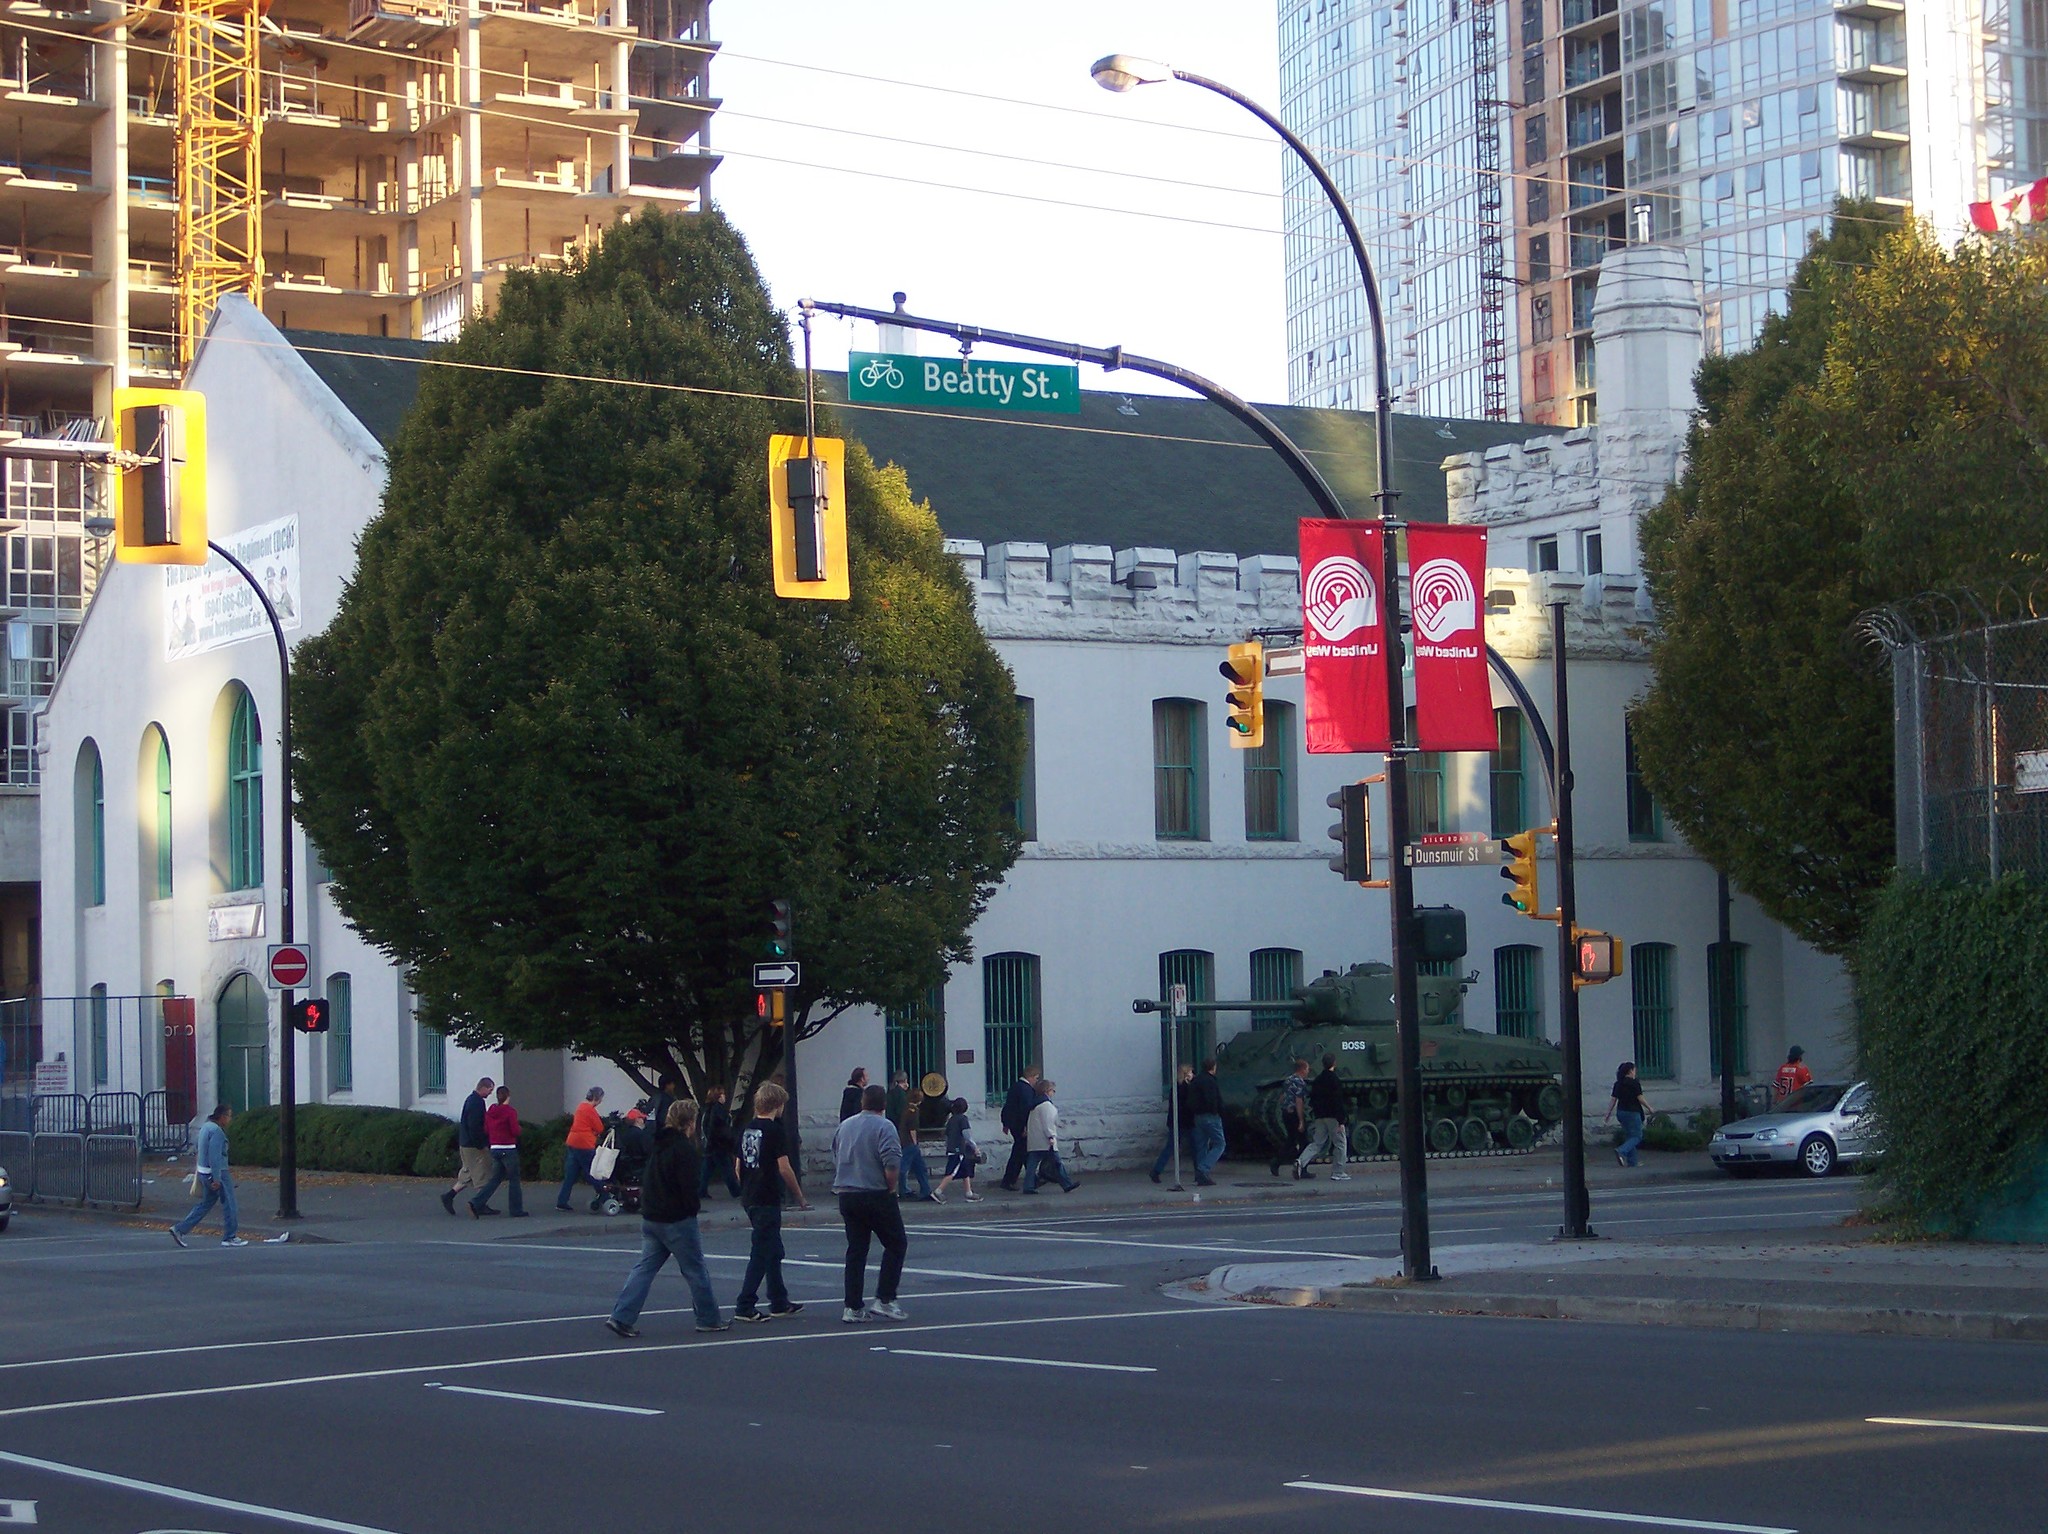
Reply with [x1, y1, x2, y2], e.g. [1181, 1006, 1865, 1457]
[706, 2, 1290, 403]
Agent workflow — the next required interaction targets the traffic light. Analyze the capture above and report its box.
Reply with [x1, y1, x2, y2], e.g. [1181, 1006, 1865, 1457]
[1325, 783, 1371, 882]
[288, 998, 330, 1034]
[1500, 829, 1541, 915]
[1574, 929, 1624, 986]
[1219, 640, 1265, 750]
[767, 434, 849, 600]
[766, 897, 794, 958]
[1411, 905, 1468, 963]
[113, 386, 208, 566]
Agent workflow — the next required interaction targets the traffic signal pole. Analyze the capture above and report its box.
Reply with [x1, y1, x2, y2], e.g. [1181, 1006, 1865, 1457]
[207, 539, 299, 1220]
[1550, 601, 1594, 1241]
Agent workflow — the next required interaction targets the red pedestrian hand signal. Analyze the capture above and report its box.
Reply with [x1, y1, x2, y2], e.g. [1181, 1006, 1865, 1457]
[267, 944, 311, 989]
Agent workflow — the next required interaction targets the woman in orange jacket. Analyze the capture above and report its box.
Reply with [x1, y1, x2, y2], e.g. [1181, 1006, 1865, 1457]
[558, 1086, 611, 1212]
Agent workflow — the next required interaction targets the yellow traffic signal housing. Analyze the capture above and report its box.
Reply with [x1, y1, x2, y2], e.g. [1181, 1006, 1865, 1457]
[113, 387, 208, 566]
[767, 433, 849, 600]
[1499, 829, 1541, 916]
[1573, 928, 1624, 987]
[1220, 640, 1265, 749]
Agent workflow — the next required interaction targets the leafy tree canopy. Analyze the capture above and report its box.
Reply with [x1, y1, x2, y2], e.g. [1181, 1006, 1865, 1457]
[1635, 204, 2048, 955]
[292, 210, 1025, 1102]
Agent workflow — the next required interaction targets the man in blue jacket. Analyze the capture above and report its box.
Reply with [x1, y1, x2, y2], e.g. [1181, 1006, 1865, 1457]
[442, 1076, 495, 1215]
[997, 1065, 1042, 1192]
[169, 1104, 244, 1248]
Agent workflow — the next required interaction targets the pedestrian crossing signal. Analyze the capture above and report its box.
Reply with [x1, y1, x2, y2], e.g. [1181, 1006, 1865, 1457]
[289, 998, 330, 1034]
[113, 387, 208, 566]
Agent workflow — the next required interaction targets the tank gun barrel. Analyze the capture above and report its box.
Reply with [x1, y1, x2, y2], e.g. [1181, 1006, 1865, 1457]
[1130, 998, 1296, 1015]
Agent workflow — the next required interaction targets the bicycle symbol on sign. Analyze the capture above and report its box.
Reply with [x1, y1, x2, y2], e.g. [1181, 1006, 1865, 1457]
[858, 357, 905, 390]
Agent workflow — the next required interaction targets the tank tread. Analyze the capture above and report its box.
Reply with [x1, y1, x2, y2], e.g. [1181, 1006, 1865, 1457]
[1340, 1073, 1566, 1158]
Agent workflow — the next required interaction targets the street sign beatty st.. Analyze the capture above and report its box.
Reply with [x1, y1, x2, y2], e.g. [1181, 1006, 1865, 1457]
[847, 352, 1079, 415]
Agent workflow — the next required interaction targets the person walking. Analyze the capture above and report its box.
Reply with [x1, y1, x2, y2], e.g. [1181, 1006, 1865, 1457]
[169, 1104, 245, 1248]
[832, 1082, 909, 1323]
[557, 1086, 609, 1212]
[1151, 1063, 1195, 1184]
[646, 1075, 681, 1137]
[1189, 1057, 1226, 1186]
[1021, 1080, 1079, 1193]
[1295, 1054, 1352, 1181]
[998, 1064, 1042, 1191]
[469, 1086, 527, 1218]
[886, 1071, 935, 1202]
[1774, 1045, 1812, 1101]
[605, 1100, 726, 1338]
[733, 1082, 808, 1323]
[838, 1068, 869, 1123]
[1270, 1058, 1314, 1178]
[1605, 1062, 1650, 1168]
[441, 1075, 495, 1215]
[697, 1086, 742, 1199]
[933, 1096, 982, 1203]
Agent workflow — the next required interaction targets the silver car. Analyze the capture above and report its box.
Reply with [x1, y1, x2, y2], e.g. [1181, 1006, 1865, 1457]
[1709, 1080, 1879, 1178]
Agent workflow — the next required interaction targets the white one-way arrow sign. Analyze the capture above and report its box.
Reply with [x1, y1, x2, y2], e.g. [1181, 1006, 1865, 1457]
[752, 961, 801, 989]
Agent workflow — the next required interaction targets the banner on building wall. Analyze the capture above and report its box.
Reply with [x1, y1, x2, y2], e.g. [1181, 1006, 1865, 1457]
[1299, 519, 1391, 754]
[163, 515, 302, 662]
[1408, 524, 1495, 752]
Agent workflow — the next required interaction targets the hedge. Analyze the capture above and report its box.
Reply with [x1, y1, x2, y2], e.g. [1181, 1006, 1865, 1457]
[228, 1105, 575, 1180]
[1858, 872, 2048, 1233]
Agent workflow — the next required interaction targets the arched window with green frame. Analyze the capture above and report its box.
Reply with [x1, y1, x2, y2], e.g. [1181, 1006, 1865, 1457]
[227, 690, 263, 890]
[145, 726, 173, 899]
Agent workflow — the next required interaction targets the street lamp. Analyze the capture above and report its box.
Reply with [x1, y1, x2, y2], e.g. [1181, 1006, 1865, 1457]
[1094, 52, 1436, 1279]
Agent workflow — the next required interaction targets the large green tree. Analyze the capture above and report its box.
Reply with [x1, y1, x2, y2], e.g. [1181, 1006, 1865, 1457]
[1634, 206, 2048, 955]
[292, 210, 1025, 1102]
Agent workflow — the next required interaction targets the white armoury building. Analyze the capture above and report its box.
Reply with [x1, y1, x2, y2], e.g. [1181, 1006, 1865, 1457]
[37, 250, 1849, 1164]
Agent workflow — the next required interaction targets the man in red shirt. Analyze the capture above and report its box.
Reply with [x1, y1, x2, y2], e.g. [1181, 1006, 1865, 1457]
[469, 1086, 528, 1218]
[1774, 1046, 1812, 1101]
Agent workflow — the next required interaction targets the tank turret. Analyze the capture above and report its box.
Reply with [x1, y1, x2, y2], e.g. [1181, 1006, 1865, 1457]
[1134, 962, 1565, 1158]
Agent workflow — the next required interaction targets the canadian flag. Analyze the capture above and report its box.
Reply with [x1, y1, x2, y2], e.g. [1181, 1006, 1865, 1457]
[1969, 175, 2048, 234]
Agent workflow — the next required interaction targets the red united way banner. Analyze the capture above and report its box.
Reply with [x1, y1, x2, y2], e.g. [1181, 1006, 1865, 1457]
[1299, 519, 1391, 754]
[1408, 524, 1494, 751]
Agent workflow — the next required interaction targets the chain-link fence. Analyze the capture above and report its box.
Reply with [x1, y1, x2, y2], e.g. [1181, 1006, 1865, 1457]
[1879, 610, 2048, 881]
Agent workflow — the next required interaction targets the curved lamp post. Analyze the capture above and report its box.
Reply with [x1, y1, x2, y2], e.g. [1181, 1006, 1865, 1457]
[1094, 53, 1435, 1279]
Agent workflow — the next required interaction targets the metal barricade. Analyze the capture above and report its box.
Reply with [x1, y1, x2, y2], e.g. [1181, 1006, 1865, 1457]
[32, 1093, 87, 1135]
[30, 1133, 85, 1204]
[83, 1134, 142, 1209]
[142, 1090, 193, 1156]
[0, 1129, 32, 1197]
[88, 1090, 143, 1137]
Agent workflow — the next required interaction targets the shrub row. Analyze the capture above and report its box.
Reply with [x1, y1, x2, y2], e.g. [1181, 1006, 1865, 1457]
[227, 1104, 575, 1181]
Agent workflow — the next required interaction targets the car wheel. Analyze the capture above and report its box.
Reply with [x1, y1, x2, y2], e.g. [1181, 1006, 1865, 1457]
[1798, 1134, 1836, 1178]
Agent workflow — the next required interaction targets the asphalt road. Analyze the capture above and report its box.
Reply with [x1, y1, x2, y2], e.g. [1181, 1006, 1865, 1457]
[1, 1175, 2041, 1534]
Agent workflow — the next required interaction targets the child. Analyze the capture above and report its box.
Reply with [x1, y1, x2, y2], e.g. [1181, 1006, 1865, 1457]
[933, 1097, 982, 1203]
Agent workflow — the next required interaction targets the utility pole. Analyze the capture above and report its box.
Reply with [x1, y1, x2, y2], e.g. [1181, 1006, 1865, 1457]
[1717, 872, 1735, 1124]
[1551, 601, 1593, 1240]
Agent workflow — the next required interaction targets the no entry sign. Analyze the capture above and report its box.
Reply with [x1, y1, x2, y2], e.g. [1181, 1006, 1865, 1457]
[266, 943, 311, 990]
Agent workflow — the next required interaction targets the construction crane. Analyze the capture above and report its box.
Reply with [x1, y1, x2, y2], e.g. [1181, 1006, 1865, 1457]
[174, 0, 265, 368]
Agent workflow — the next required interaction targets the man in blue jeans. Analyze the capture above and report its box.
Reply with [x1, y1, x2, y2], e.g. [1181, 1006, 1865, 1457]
[1189, 1057, 1227, 1186]
[169, 1103, 245, 1248]
[733, 1082, 809, 1322]
[605, 1100, 726, 1338]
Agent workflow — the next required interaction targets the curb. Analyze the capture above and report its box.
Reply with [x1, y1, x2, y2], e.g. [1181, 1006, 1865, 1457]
[1270, 1282, 2048, 1344]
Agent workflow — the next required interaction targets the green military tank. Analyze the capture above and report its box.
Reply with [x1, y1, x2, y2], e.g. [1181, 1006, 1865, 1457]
[1138, 963, 1566, 1157]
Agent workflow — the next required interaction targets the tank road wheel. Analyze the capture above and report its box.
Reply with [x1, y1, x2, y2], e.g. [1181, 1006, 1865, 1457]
[1458, 1117, 1491, 1153]
[1443, 1084, 1469, 1111]
[1374, 1119, 1399, 1155]
[1366, 1086, 1391, 1113]
[1503, 1115, 1538, 1151]
[1535, 1084, 1566, 1122]
[1349, 1120, 1380, 1158]
[1427, 1118, 1460, 1154]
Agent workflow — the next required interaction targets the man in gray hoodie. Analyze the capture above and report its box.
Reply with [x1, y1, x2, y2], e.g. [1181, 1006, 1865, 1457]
[170, 1104, 244, 1248]
[831, 1083, 908, 1324]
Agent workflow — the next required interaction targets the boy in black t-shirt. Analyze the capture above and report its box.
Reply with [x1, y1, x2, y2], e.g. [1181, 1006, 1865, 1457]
[734, 1082, 810, 1322]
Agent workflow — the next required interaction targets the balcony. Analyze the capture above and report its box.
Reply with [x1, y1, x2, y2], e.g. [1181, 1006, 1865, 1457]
[490, 163, 582, 193]
[1567, 149, 1625, 210]
[1565, 93, 1623, 151]
[347, 0, 454, 45]
[1563, 34, 1620, 92]
[1836, 23, 1907, 82]
[1839, 84, 1909, 147]
[1834, 0, 1903, 14]
[1561, 0, 1618, 33]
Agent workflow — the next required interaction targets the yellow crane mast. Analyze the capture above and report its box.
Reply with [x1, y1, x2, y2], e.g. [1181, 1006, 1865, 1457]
[173, 0, 264, 368]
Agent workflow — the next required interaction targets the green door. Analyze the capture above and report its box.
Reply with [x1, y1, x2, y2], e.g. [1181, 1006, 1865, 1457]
[215, 972, 270, 1113]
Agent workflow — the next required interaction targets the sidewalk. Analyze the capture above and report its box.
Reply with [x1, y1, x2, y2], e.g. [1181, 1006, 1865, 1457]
[21, 1144, 1715, 1245]
[1182, 1228, 2048, 1344]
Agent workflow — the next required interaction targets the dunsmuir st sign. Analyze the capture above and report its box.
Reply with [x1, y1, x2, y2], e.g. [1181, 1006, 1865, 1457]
[847, 352, 1080, 415]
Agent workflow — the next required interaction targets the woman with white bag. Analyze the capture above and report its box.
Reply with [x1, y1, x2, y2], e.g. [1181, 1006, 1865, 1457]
[558, 1086, 613, 1212]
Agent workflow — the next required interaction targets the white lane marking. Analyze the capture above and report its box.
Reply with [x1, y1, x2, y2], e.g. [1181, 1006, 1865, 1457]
[1287, 1479, 1797, 1533]
[913, 1228, 1369, 1260]
[433, 1243, 1116, 1291]
[0, 1304, 1274, 1419]
[1868, 1416, 2048, 1436]
[0, 1447, 404, 1534]
[0, 1501, 33, 1524]
[423, 1382, 661, 1416]
[881, 1347, 1156, 1374]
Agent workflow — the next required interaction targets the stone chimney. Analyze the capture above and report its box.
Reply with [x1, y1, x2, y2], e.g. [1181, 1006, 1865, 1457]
[1590, 245, 1701, 449]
